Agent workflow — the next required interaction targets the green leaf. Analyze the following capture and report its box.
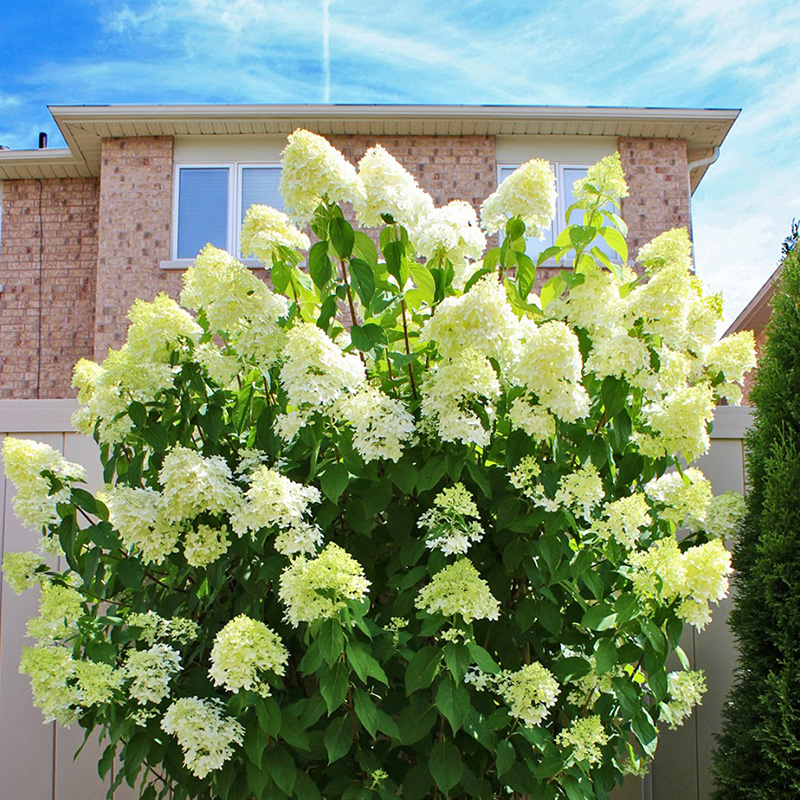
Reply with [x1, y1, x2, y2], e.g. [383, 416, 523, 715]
[383, 240, 404, 286]
[569, 225, 597, 251]
[540, 274, 566, 310]
[496, 740, 516, 776]
[351, 323, 387, 353]
[396, 703, 437, 744]
[632, 710, 658, 756]
[515, 253, 537, 299]
[443, 643, 471, 682]
[347, 640, 388, 685]
[353, 231, 378, 266]
[309, 241, 332, 289]
[117, 558, 144, 590]
[271, 259, 291, 293]
[409, 263, 435, 305]
[551, 657, 592, 682]
[246, 758, 270, 799]
[293, 771, 322, 800]
[595, 638, 618, 675]
[466, 643, 501, 674]
[505, 217, 526, 241]
[599, 226, 628, 263]
[318, 618, 345, 666]
[320, 661, 349, 714]
[405, 647, 441, 694]
[320, 463, 349, 503]
[324, 715, 352, 763]
[256, 697, 281, 737]
[279, 709, 310, 750]
[265, 746, 296, 796]
[435, 678, 470, 733]
[329, 216, 355, 259]
[244, 725, 266, 769]
[349, 258, 375, 306]
[582, 603, 617, 631]
[429, 740, 463, 794]
[353, 688, 379, 737]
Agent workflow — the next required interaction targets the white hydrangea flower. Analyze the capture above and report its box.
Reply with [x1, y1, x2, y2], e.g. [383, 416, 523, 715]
[230, 466, 320, 538]
[420, 349, 500, 448]
[687, 492, 746, 540]
[336, 385, 416, 463]
[480, 158, 556, 236]
[2, 551, 47, 594]
[549, 262, 626, 333]
[556, 715, 609, 764]
[273, 520, 325, 557]
[354, 144, 434, 230]
[102, 485, 180, 565]
[508, 456, 542, 499]
[240, 204, 311, 268]
[419, 276, 520, 366]
[183, 524, 231, 568]
[415, 559, 499, 624]
[279, 543, 370, 627]
[496, 663, 560, 727]
[279, 323, 365, 411]
[194, 342, 240, 388]
[158, 445, 242, 524]
[662, 670, 706, 729]
[209, 615, 289, 696]
[643, 383, 716, 462]
[419, 483, 485, 556]
[637, 227, 694, 273]
[534, 463, 604, 521]
[123, 644, 182, 705]
[645, 468, 712, 526]
[2, 437, 86, 531]
[594, 494, 651, 549]
[126, 294, 202, 363]
[127, 612, 199, 645]
[572, 152, 629, 206]
[508, 396, 557, 442]
[26, 583, 84, 642]
[161, 697, 244, 779]
[279, 129, 365, 225]
[584, 332, 650, 383]
[19, 645, 81, 725]
[414, 200, 486, 263]
[706, 331, 757, 405]
[74, 660, 123, 707]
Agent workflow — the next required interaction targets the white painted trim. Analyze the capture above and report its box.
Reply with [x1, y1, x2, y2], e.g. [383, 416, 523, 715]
[0, 400, 78, 433]
[495, 135, 616, 164]
[160, 258, 265, 271]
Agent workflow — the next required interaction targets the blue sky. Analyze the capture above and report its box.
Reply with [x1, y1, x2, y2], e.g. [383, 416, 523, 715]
[1, 0, 798, 325]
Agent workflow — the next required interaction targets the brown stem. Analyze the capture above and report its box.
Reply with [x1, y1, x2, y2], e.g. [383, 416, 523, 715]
[593, 411, 608, 435]
[339, 259, 359, 327]
[400, 298, 418, 400]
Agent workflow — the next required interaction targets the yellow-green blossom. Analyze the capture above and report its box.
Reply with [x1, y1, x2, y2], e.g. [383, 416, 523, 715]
[480, 158, 556, 236]
[556, 715, 609, 764]
[184, 524, 231, 568]
[2, 437, 86, 531]
[19, 645, 80, 725]
[414, 200, 486, 263]
[209, 615, 289, 696]
[126, 293, 201, 363]
[637, 227, 693, 273]
[280, 129, 365, 225]
[687, 492, 746, 540]
[496, 663, 560, 727]
[123, 644, 182, 705]
[595, 494, 651, 549]
[2, 551, 47, 594]
[26, 583, 84, 641]
[644, 383, 716, 462]
[508, 397, 557, 442]
[127, 611, 199, 645]
[415, 559, 499, 624]
[161, 697, 245, 779]
[240, 204, 311, 268]
[419, 483, 485, 556]
[662, 670, 706, 729]
[706, 331, 757, 405]
[279, 543, 370, 627]
[74, 660, 123, 706]
[508, 455, 542, 499]
[645, 468, 712, 526]
[572, 152, 629, 207]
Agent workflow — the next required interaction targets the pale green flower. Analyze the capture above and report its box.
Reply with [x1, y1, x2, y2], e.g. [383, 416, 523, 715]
[127, 611, 200, 645]
[123, 644, 181, 705]
[595, 494, 651, 549]
[480, 158, 556, 236]
[419, 483, 485, 556]
[662, 670, 706, 729]
[240, 204, 311, 268]
[508, 455, 542, 498]
[74, 660, 123, 706]
[19, 645, 80, 725]
[2, 437, 86, 531]
[280, 129, 365, 225]
[2, 551, 47, 594]
[279, 543, 370, 627]
[508, 397, 557, 442]
[26, 583, 84, 642]
[209, 615, 289, 696]
[644, 383, 716, 462]
[415, 559, 499, 624]
[414, 200, 486, 263]
[184, 524, 231, 568]
[637, 227, 693, 273]
[645, 468, 712, 526]
[161, 697, 244, 779]
[496, 663, 560, 727]
[573, 152, 629, 207]
[126, 293, 201, 363]
[687, 492, 746, 540]
[556, 715, 609, 764]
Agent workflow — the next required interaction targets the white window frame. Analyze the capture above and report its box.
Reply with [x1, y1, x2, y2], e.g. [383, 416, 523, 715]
[163, 161, 282, 269]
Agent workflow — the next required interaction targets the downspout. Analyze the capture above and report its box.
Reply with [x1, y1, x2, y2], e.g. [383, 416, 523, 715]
[687, 146, 720, 195]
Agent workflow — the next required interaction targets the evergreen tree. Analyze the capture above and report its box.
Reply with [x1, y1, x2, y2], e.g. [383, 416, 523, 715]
[713, 224, 800, 798]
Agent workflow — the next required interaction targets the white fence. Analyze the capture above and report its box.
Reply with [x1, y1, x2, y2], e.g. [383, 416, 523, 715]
[0, 401, 753, 800]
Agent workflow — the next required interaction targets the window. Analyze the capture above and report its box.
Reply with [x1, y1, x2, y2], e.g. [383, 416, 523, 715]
[173, 163, 283, 260]
[497, 163, 617, 264]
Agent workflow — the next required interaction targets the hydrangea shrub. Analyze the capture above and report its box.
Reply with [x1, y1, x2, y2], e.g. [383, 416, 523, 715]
[2, 133, 755, 800]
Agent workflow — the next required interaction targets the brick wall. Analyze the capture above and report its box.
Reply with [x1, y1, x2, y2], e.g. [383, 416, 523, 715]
[618, 137, 691, 267]
[94, 136, 182, 360]
[0, 178, 99, 398]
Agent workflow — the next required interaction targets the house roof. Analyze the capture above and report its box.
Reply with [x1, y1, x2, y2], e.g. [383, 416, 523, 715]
[0, 103, 739, 187]
[724, 263, 782, 339]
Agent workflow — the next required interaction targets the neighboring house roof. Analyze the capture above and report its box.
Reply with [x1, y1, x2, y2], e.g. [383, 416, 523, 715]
[0, 103, 739, 186]
[724, 262, 782, 339]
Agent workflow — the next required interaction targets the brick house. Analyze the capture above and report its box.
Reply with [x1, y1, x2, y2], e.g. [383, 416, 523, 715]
[0, 104, 738, 400]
